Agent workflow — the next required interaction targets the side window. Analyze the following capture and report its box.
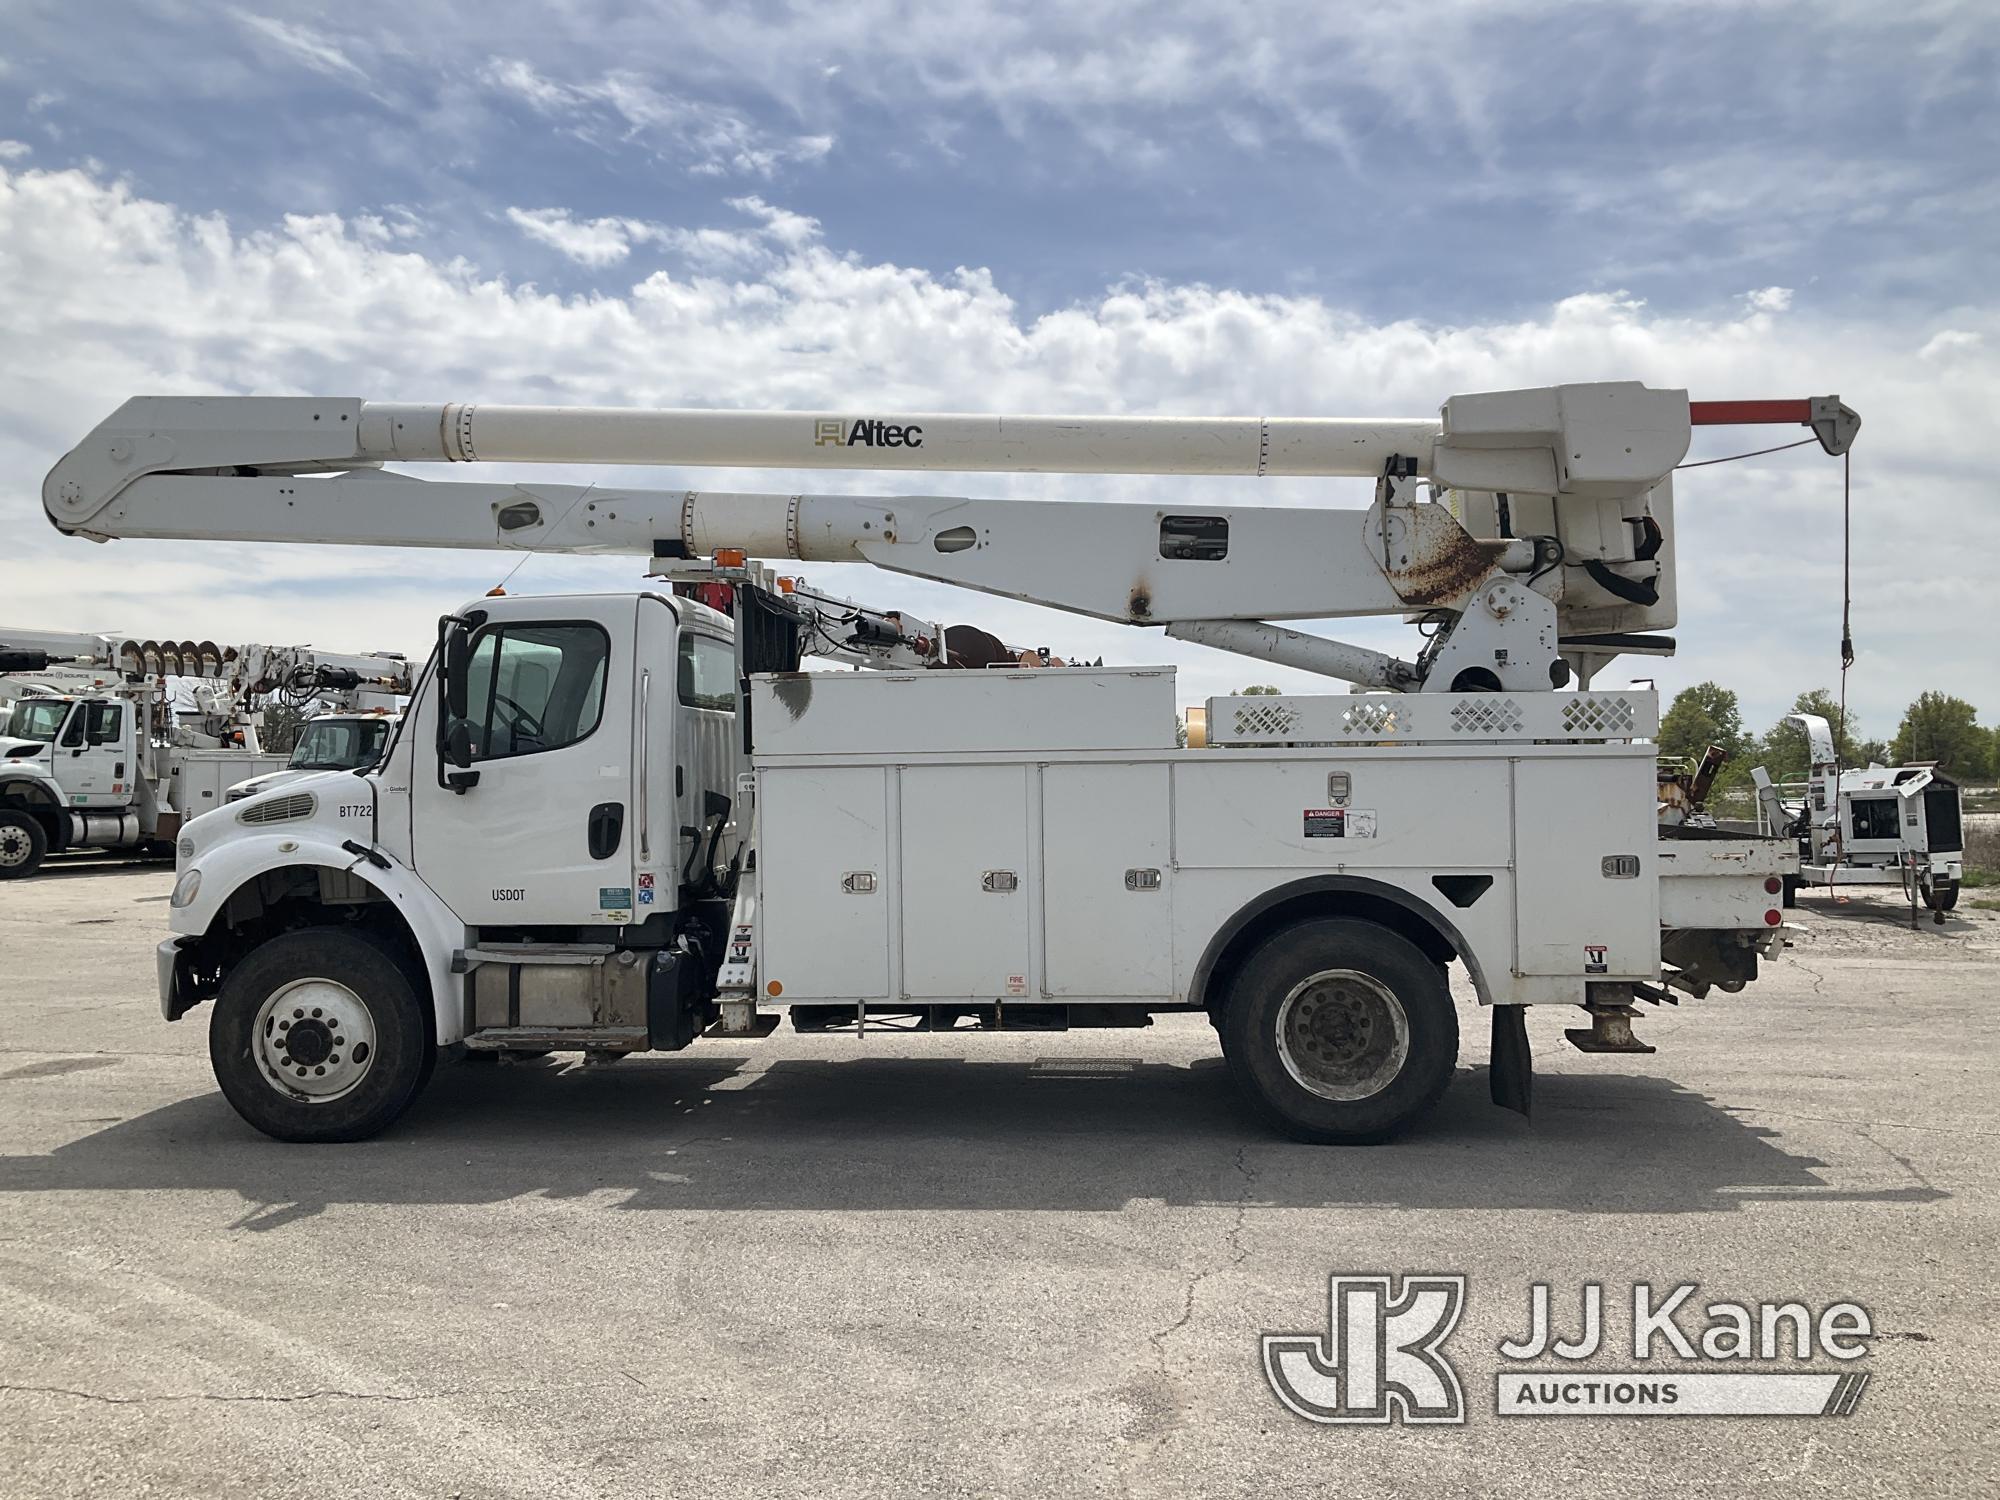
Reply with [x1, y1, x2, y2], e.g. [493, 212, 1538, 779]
[677, 633, 736, 712]
[458, 623, 610, 763]
[60, 706, 86, 748]
[85, 703, 123, 745]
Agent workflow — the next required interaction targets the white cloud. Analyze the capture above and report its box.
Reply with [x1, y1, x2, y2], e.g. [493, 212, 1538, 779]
[1743, 286, 1794, 313]
[0, 141, 30, 161]
[1919, 328, 1982, 361]
[505, 204, 786, 271]
[479, 58, 835, 178]
[231, 11, 371, 88]
[505, 206, 639, 268]
[1, 163, 1995, 729]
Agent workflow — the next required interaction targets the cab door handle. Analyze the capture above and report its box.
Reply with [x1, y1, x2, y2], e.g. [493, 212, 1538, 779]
[588, 802, 625, 860]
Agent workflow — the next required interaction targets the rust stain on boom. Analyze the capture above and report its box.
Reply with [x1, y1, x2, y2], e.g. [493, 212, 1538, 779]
[1391, 525, 1510, 609]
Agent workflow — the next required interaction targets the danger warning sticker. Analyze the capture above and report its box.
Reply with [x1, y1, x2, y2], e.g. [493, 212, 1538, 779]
[1304, 808, 1378, 839]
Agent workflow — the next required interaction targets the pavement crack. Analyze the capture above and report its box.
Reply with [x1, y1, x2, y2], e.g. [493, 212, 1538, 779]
[0, 1382, 465, 1406]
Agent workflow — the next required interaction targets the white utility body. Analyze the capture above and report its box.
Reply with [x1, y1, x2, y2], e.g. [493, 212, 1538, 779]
[0, 628, 410, 879]
[1754, 713, 1965, 920]
[45, 382, 1857, 1143]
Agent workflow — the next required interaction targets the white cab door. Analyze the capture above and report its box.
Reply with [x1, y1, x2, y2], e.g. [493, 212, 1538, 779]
[53, 701, 131, 806]
[410, 598, 637, 928]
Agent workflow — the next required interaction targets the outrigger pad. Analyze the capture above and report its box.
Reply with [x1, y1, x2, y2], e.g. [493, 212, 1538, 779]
[1490, 1005, 1532, 1118]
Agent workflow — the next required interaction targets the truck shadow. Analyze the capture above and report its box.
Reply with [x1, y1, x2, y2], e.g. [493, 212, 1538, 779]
[0, 1052, 1944, 1223]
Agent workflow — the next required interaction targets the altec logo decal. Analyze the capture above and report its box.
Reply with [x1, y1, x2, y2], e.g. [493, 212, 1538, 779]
[813, 418, 924, 449]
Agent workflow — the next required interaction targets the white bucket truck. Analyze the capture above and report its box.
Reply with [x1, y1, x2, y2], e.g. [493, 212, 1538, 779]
[42, 383, 1856, 1142]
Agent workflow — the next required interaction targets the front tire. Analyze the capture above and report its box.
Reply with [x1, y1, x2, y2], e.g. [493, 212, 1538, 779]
[209, 928, 432, 1142]
[1220, 918, 1458, 1144]
[0, 811, 48, 880]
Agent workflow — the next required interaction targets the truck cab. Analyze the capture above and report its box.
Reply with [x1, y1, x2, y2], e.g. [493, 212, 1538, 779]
[0, 691, 141, 878]
[226, 710, 402, 803]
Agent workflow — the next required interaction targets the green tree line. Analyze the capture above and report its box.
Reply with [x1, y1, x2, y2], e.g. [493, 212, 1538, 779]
[1659, 682, 2000, 791]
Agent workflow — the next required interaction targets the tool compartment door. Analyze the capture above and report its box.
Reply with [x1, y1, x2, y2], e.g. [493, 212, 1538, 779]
[758, 766, 890, 1000]
[1042, 763, 1174, 998]
[1511, 755, 1659, 976]
[900, 765, 1031, 999]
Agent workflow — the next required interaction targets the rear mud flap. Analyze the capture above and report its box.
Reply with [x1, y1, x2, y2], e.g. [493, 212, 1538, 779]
[1490, 1004, 1532, 1118]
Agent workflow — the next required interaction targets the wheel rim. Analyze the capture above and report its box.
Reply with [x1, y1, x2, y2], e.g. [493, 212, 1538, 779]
[252, 977, 378, 1103]
[1273, 968, 1410, 1102]
[0, 826, 31, 868]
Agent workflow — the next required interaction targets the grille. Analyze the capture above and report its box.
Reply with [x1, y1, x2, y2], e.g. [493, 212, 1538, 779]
[237, 792, 316, 826]
[1561, 696, 1637, 737]
[1232, 702, 1298, 739]
[1449, 698, 1524, 735]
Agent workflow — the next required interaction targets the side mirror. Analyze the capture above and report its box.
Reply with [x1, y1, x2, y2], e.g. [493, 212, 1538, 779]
[444, 718, 475, 771]
[443, 625, 472, 721]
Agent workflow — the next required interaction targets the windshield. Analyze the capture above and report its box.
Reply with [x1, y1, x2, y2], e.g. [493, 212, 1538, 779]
[288, 717, 391, 771]
[4, 700, 69, 743]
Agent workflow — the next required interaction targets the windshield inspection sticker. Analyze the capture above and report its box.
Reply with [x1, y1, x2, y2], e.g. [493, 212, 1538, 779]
[1304, 808, 1377, 838]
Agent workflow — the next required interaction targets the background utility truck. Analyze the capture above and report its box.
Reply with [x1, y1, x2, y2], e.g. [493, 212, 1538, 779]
[0, 628, 410, 879]
[44, 383, 1856, 1143]
[223, 709, 403, 804]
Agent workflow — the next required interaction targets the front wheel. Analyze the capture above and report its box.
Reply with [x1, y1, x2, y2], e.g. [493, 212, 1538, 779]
[1219, 918, 1458, 1144]
[209, 927, 432, 1142]
[0, 811, 48, 880]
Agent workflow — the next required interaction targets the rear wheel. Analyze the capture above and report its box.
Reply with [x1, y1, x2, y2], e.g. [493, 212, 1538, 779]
[1220, 918, 1458, 1144]
[209, 928, 432, 1142]
[0, 811, 48, 880]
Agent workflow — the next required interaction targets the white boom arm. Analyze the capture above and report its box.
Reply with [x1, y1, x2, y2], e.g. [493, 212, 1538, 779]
[43, 383, 1854, 692]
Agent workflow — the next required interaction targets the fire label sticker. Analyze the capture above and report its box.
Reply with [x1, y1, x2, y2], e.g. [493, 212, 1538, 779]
[637, 872, 656, 907]
[1304, 809, 1378, 839]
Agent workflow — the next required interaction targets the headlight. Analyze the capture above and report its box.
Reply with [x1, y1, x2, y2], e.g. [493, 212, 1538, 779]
[170, 868, 202, 908]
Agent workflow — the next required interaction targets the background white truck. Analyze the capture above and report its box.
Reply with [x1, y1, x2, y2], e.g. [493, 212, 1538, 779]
[43, 382, 1855, 1143]
[0, 629, 410, 879]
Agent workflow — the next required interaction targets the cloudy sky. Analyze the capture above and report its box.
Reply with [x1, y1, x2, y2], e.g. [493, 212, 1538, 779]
[2, 0, 1995, 737]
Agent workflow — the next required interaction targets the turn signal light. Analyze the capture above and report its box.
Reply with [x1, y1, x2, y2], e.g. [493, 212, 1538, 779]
[1764, 909, 1783, 926]
[715, 548, 747, 568]
[1764, 877, 1783, 894]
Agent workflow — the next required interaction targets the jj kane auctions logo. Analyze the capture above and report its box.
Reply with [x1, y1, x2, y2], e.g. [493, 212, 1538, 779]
[1265, 1275, 1875, 1424]
[814, 417, 925, 449]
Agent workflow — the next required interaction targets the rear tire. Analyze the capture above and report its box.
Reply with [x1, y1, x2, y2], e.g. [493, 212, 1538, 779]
[1220, 918, 1458, 1144]
[1781, 873, 1800, 909]
[0, 811, 48, 880]
[209, 927, 432, 1142]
